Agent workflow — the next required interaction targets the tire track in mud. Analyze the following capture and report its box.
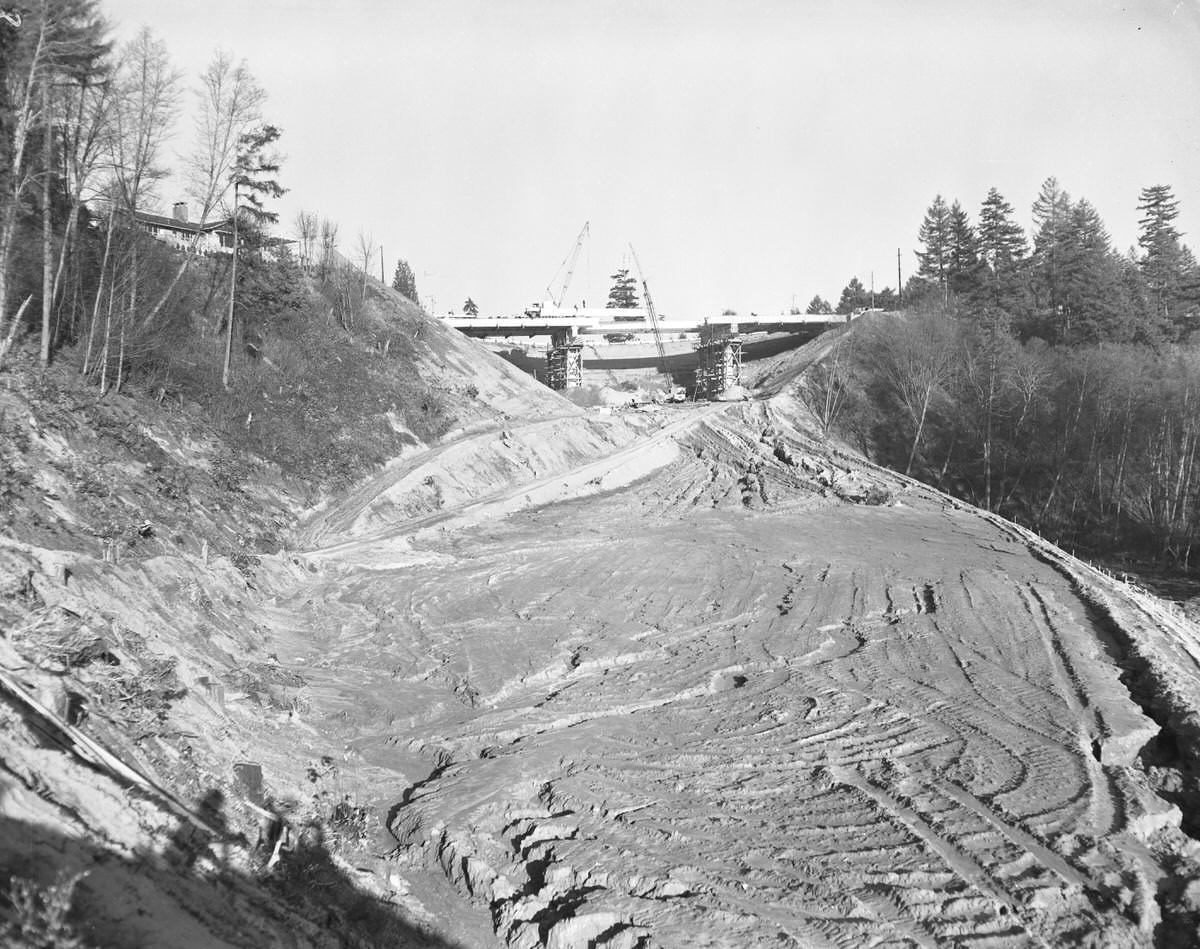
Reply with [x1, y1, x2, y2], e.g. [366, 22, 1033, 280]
[279, 399, 1174, 947]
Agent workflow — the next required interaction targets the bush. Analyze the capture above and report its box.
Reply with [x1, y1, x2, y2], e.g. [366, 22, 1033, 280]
[1, 871, 89, 949]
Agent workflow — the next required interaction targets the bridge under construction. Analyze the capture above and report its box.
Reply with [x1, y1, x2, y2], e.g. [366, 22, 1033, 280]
[444, 310, 847, 392]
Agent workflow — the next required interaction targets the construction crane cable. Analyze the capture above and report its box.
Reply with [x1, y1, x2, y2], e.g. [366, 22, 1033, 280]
[545, 221, 590, 306]
[628, 244, 668, 374]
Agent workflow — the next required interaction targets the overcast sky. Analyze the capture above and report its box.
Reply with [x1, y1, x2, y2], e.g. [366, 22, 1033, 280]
[100, 0, 1200, 319]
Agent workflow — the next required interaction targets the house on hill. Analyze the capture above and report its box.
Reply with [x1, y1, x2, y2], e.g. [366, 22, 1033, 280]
[135, 202, 233, 256]
[133, 201, 295, 260]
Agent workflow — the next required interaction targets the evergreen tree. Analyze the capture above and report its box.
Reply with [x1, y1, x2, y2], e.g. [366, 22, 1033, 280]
[836, 277, 869, 315]
[1059, 199, 1127, 343]
[392, 259, 417, 302]
[977, 188, 1032, 320]
[463, 297, 478, 316]
[916, 195, 952, 288]
[0, 0, 111, 367]
[606, 268, 639, 309]
[805, 294, 833, 315]
[1030, 176, 1073, 318]
[1137, 184, 1190, 334]
[946, 200, 980, 296]
[234, 124, 285, 232]
[978, 187, 1028, 275]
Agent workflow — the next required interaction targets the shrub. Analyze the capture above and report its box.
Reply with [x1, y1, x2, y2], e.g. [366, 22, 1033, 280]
[1, 871, 89, 949]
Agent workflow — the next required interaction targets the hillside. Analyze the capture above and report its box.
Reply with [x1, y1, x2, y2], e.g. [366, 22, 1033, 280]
[3, 297, 1200, 948]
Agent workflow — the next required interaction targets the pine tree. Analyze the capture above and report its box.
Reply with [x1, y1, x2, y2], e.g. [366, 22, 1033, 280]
[1137, 184, 1188, 332]
[392, 259, 417, 302]
[978, 187, 1028, 274]
[805, 294, 833, 315]
[606, 268, 639, 310]
[1059, 199, 1126, 342]
[946, 200, 980, 296]
[835, 277, 869, 315]
[1029, 177, 1073, 319]
[1027, 177, 1075, 326]
[916, 195, 952, 288]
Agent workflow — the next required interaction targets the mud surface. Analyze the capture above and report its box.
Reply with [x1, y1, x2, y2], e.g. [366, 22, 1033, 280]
[269, 398, 1200, 948]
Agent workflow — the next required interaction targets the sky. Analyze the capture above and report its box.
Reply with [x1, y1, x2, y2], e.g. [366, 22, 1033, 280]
[99, 0, 1200, 320]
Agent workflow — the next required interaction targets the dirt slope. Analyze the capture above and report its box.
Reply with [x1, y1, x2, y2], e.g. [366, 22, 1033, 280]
[5, 313, 1200, 948]
[263, 394, 1199, 948]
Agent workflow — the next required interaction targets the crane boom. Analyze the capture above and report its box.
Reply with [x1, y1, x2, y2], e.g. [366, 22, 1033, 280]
[628, 243, 668, 373]
[545, 221, 590, 307]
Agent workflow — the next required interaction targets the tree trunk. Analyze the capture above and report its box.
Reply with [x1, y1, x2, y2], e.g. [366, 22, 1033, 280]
[41, 80, 53, 367]
[82, 205, 116, 376]
[906, 390, 932, 476]
[0, 296, 34, 365]
[222, 184, 238, 389]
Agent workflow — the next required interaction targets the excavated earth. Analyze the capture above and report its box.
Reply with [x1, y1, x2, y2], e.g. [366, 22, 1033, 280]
[5, 316, 1200, 948]
[271, 391, 1200, 949]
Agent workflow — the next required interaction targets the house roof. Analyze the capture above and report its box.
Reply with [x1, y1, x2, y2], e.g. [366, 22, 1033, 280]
[134, 210, 231, 233]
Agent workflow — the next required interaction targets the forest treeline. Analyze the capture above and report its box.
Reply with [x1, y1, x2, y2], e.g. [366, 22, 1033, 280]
[807, 181, 1200, 577]
[0, 1, 405, 392]
[1, 1, 449, 489]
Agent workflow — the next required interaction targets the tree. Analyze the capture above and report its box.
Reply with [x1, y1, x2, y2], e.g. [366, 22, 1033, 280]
[977, 187, 1031, 317]
[1057, 198, 1128, 343]
[835, 277, 869, 315]
[88, 26, 179, 392]
[0, 0, 110, 368]
[223, 123, 285, 387]
[353, 229, 374, 307]
[1137, 184, 1189, 334]
[802, 335, 856, 436]
[293, 210, 318, 272]
[978, 187, 1028, 275]
[916, 195, 952, 289]
[391, 258, 417, 301]
[462, 297, 478, 316]
[233, 123, 284, 229]
[142, 50, 266, 327]
[1029, 176, 1072, 321]
[606, 267, 639, 309]
[317, 218, 338, 280]
[946, 200, 980, 296]
[864, 307, 959, 475]
[805, 294, 832, 315]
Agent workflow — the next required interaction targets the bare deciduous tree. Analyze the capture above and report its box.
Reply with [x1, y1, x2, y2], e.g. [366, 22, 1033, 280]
[141, 50, 265, 328]
[317, 218, 338, 280]
[294, 210, 318, 272]
[354, 229, 375, 305]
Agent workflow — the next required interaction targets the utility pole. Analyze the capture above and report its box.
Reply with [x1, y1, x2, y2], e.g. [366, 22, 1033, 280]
[379, 247, 385, 283]
[870, 271, 875, 309]
[897, 248, 902, 307]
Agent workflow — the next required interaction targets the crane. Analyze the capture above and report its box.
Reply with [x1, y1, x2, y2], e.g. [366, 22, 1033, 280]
[544, 221, 590, 307]
[629, 244, 686, 402]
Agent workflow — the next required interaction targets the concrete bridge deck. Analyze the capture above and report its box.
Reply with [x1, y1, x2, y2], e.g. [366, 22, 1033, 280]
[444, 313, 850, 338]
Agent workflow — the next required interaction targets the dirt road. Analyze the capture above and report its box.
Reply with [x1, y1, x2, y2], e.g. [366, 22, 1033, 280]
[272, 397, 1200, 947]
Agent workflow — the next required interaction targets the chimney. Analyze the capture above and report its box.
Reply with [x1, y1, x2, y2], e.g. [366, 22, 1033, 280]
[172, 201, 188, 223]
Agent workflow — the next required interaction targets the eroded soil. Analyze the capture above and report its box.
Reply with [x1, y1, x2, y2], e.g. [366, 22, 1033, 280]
[266, 398, 1200, 948]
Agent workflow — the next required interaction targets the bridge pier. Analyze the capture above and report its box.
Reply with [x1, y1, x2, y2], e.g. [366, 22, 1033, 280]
[546, 330, 583, 389]
[694, 327, 742, 399]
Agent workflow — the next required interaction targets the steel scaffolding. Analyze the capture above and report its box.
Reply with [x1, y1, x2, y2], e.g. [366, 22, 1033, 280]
[693, 328, 742, 399]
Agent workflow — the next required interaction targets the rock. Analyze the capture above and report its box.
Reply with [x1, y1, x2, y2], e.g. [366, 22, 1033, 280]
[545, 912, 625, 949]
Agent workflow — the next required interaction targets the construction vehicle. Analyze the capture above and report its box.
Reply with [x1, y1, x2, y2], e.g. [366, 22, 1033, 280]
[628, 244, 687, 403]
